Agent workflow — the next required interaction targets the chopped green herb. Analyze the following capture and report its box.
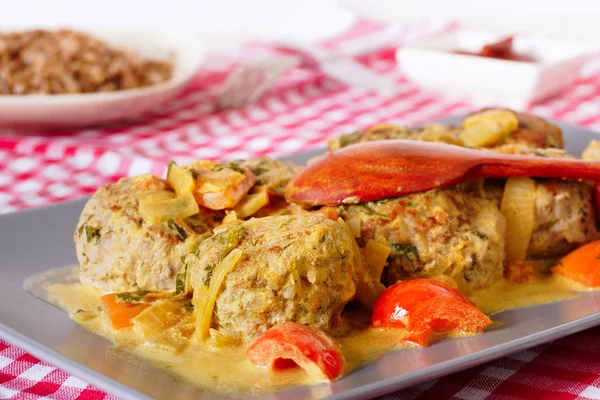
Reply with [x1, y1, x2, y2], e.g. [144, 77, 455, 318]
[336, 132, 359, 149]
[391, 243, 420, 264]
[168, 219, 189, 240]
[84, 225, 101, 243]
[115, 291, 150, 303]
[212, 162, 245, 174]
[250, 164, 270, 177]
[175, 264, 187, 294]
[202, 226, 246, 285]
[203, 264, 216, 286]
[77, 214, 94, 235]
[215, 226, 246, 261]
[473, 230, 489, 240]
[189, 168, 201, 180]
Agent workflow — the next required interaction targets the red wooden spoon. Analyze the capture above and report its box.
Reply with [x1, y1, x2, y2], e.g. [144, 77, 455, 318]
[285, 140, 600, 206]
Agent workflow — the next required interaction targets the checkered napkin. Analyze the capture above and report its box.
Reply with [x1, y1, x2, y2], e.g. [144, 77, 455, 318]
[2, 18, 600, 400]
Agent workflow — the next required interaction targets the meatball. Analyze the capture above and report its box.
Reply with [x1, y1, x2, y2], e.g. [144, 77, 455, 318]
[187, 214, 359, 340]
[328, 124, 460, 151]
[529, 180, 597, 258]
[480, 145, 597, 259]
[482, 179, 597, 259]
[74, 174, 213, 293]
[506, 111, 563, 149]
[328, 110, 563, 152]
[340, 189, 505, 290]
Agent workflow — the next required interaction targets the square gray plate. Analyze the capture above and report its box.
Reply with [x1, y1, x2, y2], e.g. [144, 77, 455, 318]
[2, 116, 600, 400]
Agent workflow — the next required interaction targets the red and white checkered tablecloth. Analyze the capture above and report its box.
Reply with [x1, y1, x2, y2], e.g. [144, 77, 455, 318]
[2, 19, 600, 400]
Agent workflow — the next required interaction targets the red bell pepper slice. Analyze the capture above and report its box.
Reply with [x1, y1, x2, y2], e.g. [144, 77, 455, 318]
[371, 278, 473, 328]
[371, 278, 491, 346]
[246, 322, 345, 381]
[402, 298, 492, 346]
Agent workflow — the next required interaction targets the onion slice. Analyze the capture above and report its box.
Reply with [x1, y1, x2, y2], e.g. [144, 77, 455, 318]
[500, 177, 536, 261]
[194, 248, 243, 341]
[460, 109, 519, 148]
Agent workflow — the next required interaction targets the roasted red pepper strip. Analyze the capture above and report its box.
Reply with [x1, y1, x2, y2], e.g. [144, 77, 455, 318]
[371, 279, 491, 346]
[371, 278, 473, 328]
[246, 322, 345, 381]
[403, 298, 492, 347]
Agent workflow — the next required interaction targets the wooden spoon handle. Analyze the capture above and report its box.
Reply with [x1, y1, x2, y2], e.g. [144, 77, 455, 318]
[475, 156, 600, 181]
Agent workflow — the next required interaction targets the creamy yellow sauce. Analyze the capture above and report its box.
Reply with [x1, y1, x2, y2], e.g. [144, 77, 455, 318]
[470, 275, 578, 315]
[28, 267, 586, 397]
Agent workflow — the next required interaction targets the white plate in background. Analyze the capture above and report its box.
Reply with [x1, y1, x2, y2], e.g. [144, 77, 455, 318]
[0, 30, 205, 129]
[396, 29, 590, 109]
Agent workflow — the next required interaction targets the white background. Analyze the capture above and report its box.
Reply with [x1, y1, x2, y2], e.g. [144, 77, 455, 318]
[2, 0, 600, 47]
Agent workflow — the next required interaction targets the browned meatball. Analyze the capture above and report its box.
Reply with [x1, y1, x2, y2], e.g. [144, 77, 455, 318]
[74, 175, 214, 293]
[481, 146, 597, 259]
[328, 110, 563, 152]
[328, 124, 461, 151]
[482, 179, 597, 259]
[505, 111, 564, 149]
[340, 189, 506, 290]
[187, 214, 360, 341]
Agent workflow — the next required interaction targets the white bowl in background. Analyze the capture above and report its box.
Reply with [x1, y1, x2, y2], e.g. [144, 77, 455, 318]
[0, 30, 205, 129]
[396, 29, 590, 109]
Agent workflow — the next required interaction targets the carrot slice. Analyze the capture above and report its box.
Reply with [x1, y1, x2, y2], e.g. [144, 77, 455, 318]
[101, 294, 150, 329]
[552, 240, 600, 288]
